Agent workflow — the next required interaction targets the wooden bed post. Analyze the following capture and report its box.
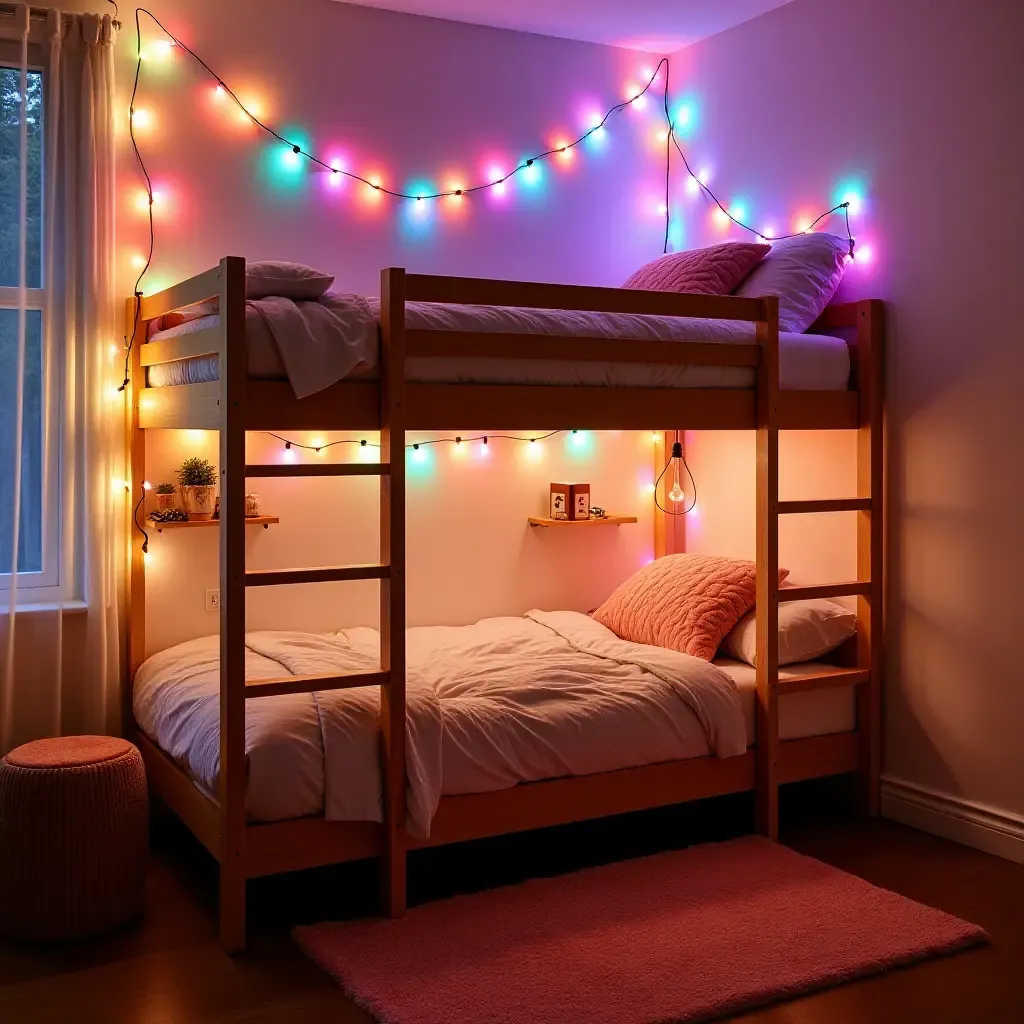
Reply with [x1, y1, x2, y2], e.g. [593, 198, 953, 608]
[653, 432, 666, 559]
[379, 269, 408, 916]
[856, 300, 885, 816]
[218, 256, 248, 952]
[755, 296, 780, 840]
[126, 296, 145, 731]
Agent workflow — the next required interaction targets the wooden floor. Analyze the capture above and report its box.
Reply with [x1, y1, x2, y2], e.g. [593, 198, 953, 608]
[2, 781, 1023, 1023]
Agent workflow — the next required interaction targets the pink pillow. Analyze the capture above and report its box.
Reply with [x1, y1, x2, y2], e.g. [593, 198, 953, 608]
[593, 553, 790, 661]
[622, 242, 770, 295]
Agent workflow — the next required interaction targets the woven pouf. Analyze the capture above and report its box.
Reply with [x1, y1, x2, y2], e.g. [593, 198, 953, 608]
[0, 736, 148, 940]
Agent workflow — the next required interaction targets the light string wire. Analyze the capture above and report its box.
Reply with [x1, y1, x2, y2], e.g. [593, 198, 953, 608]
[132, 486, 150, 554]
[130, 10, 670, 205]
[267, 428, 568, 453]
[118, 6, 155, 390]
[669, 131, 854, 250]
[654, 430, 697, 516]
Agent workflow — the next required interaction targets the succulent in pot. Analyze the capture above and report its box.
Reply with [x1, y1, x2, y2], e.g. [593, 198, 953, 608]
[177, 458, 218, 521]
[154, 481, 176, 511]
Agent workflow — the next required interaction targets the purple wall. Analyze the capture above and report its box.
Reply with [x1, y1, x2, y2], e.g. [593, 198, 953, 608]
[119, 0, 669, 295]
[677, 0, 1024, 835]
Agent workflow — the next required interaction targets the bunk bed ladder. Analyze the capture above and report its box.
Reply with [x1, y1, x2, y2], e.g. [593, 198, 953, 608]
[757, 298, 884, 840]
[217, 264, 409, 951]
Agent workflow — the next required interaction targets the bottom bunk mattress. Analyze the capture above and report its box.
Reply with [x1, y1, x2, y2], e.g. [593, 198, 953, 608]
[133, 612, 855, 833]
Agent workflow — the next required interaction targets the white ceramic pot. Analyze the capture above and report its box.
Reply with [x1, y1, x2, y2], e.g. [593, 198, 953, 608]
[181, 485, 216, 520]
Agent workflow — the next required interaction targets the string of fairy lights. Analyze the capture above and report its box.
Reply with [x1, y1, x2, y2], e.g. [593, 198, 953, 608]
[121, 6, 860, 389]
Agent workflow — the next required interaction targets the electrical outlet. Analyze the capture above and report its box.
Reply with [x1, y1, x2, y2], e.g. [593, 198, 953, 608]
[205, 589, 220, 613]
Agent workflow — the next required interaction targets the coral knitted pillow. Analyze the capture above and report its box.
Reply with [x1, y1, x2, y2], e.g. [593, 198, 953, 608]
[622, 242, 770, 295]
[593, 554, 790, 661]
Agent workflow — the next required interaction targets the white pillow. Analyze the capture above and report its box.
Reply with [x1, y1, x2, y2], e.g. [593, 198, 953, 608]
[734, 232, 849, 332]
[245, 261, 335, 300]
[720, 599, 856, 666]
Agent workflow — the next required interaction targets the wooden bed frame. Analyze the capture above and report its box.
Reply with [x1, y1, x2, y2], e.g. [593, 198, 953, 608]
[126, 257, 884, 952]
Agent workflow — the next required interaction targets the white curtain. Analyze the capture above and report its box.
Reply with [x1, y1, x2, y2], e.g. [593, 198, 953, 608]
[0, 5, 121, 753]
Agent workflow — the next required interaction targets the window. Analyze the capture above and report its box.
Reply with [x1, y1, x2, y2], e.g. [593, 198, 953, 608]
[1, 64, 51, 592]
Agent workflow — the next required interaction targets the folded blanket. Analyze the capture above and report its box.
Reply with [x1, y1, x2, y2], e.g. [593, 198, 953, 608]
[248, 293, 378, 399]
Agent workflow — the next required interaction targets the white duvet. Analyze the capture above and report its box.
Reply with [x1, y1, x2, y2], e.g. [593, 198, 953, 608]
[134, 612, 746, 835]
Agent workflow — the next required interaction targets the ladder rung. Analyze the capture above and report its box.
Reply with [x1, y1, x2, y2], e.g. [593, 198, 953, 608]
[779, 581, 871, 601]
[245, 670, 390, 699]
[245, 563, 390, 587]
[245, 463, 388, 478]
[775, 667, 869, 694]
[778, 498, 871, 514]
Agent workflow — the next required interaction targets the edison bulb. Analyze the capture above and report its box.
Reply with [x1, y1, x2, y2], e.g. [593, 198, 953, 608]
[667, 440, 686, 504]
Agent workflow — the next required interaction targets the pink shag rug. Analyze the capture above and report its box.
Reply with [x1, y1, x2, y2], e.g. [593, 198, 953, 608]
[294, 836, 987, 1024]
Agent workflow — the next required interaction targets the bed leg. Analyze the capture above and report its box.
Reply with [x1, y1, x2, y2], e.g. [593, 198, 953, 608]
[219, 863, 247, 954]
[381, 829, 407, 917]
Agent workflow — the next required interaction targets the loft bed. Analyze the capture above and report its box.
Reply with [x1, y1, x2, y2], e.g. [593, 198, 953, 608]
[126, 256, 884, 953]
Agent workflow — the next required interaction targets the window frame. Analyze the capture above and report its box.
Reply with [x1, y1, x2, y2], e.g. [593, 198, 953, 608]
[0, 52, 64, 603]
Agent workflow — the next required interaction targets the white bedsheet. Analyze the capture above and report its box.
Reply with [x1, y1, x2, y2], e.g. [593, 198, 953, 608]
[714, 658, 857, 740]
[144, 296, 850, 392]
[134, 612, 748, 831]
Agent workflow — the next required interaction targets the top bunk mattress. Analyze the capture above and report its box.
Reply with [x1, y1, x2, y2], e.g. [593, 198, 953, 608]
[144, 297, 851, 393]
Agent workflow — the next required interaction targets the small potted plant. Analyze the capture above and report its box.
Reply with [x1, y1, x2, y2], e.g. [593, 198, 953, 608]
[177, 457, 218, 521]
[154, 482, 176, 511]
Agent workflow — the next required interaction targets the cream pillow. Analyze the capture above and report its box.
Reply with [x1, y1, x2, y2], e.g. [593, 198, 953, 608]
[720, 599, 856, 666]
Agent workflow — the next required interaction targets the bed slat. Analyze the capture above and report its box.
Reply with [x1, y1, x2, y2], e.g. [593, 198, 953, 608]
[245, 670, 390, 699]
[778, 498, 871, 514]
[775, 667, 869, 694]
[140, 327, 221, 367]
[244, 563, 390, 587]
[139, 382, 221, 430]
[779, 581, 871, 601]
[405, 273, 770, 321]
[139, 265, 224, 321]
[778, 731, 859, 783]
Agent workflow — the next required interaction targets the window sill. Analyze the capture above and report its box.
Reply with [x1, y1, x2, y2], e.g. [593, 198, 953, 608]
[0, 599, 88, 616]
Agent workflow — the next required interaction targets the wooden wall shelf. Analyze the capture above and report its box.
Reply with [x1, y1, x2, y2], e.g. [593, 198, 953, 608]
[150, 516, 280, 532]
[528, 515, 637, 528]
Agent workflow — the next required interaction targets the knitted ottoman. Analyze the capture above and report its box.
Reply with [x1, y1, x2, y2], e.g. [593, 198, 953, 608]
[0, 736, 148, 940]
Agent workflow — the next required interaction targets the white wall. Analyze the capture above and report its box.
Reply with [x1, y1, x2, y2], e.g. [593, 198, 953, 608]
[144, 429, 658, 655]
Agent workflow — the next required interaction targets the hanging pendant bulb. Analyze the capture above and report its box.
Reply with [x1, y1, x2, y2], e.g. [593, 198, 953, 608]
[667, 440, 686, 504]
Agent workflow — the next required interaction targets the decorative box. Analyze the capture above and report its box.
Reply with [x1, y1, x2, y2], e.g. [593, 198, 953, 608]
[550, 482, 591, 521]
[549, 483, 571, 520]
[570, 483, 591, 521]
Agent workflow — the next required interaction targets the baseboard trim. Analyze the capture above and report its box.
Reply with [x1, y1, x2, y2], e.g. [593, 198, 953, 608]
[881, 775, 1024, 864]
